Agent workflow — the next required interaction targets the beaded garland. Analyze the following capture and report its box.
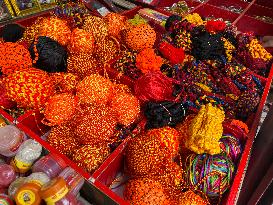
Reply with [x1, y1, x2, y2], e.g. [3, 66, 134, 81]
[68, 28, 95, 54]
[4, 68, 54, 109]
[75, 105, 117, 145]
[125, 24, 156, 51]
[136, 48, 163, 74]
[82, 16, 109, 42]
[47, 124, 80, 157]
[67, 53, 100, 79]
[0, 42, 32, 75]
[103, 12, 127, 38]
[186, 154, 234, 198]
[185, 103, 225, 155]
[38, 17, 71, 46]
[111, 92, 140, 126]
[114, 50, 141, 79]
[124, 178, 171, 205]
[222, 38, 235, 62]
[44, 93, 78, 126]
[184, 13, 204, 26]
[21, 17, 45, 45]
[72, 143, 110, 173]
[76, 74, 113, 105]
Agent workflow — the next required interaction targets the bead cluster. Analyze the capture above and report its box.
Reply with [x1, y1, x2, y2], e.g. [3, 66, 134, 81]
[222, 38, 235, 62]
[247, 39, 272, 61]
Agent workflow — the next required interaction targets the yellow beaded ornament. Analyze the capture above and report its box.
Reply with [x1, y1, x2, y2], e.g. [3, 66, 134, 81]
[184, 13, 204, 26]
[185, 103, 225, 155]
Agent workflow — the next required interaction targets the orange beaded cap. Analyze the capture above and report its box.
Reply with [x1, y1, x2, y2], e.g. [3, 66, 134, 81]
[126, 127, 179, 176]
[47, 124, 80, 157]
[0, 42, 32, 75]
[72, 143, 110, 173]
[67, 53, 100, 79]
[125, 24, 156, 51]
[4, 68, 54, 109]
[68, 28, 95, 54]
[103, 12, 127, 38]
[44, 93, 78, 126]
[76, 74, 113, 105]
[124, 178, 171, 205]
[38, 17, 71, 46]
[110, 92, 140, 126]
[75, 105, 117, 145]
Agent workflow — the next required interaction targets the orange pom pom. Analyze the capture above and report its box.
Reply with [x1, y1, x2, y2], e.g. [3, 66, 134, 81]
[111, 92, 140, 126]
[72, 143, 110, 173]
[136, 48, 163, 73]
[68, 28, 95, 54]
[39, 17, 71, 46]
[103, 12, 126, 38]
[4, 68, 54, 109]
[47, 124, 80, 157]
[0, 42, 32, 75]
[67, 53, 100, 79]
[83, 16, 108, 42]
[75, 105, 117, 145]
[125, 24, 156, 51]
[124, 178, 171, 205]
[76, 74, 113, 105]
[126, 127, 179, 176]
[44, 93, 78, 126]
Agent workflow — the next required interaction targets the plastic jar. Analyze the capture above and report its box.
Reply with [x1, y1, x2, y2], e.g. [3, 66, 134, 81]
[0, 164, 16, 188]
[14, 182, 42, 205]
[55, 192, 79, 205]
[8, 177, 26, 200]
[0, 125, 24, 157]
[11, 139, 42, 173]
[0, 193, 14, 205]
[32, 154, 67, 179]
[40, 177, 69, 205]
[25, 172, 50, 187]
[59, 167, 84, 196]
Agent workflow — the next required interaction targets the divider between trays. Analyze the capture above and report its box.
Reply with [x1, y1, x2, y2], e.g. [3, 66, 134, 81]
[226, 64, 273, 204]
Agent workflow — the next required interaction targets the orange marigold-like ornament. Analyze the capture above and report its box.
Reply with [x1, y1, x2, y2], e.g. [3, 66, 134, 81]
[4, 68, 54, 109]
[124, 178, 171, 205]
[75, 105, 117, 145]
[38, 17, 71, 46]
[136, 48, 163, 73]
[72, 143, 110, 173]
[47, 124, 80, 157]
[68, 28, 95, 54]
[67, 53, 101, 79]
[0, 42, 32, 75]
[82, 16, 109, 42]
[76, 74, 113, 105]
[111, 92, 140, 126]
[44, 93, 78, 126]
[21, 17, 45, 45]
[125, 24, 156, 51]
[103, 12, 127, 38]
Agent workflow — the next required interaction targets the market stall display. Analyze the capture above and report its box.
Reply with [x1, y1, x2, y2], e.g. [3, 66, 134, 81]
[0, 0, 273, 204]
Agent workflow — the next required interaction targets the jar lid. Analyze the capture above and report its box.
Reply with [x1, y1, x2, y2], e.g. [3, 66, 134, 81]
[40, 177, 68, 201]
[50, 153, 67, 169]
[14, 183, 41, 205]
